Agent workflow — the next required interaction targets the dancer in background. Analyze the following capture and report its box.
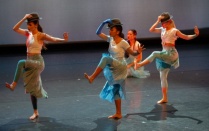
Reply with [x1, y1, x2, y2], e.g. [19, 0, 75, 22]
[126, 29, 150, 78]
[5, 13, 68, 120]
[84, 18, 144, 119]
[135, 12, 199, 104]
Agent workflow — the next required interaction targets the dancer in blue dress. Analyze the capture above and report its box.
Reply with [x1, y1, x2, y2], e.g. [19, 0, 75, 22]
[135, 12, 199, 104]
[84, 18, 144, 119]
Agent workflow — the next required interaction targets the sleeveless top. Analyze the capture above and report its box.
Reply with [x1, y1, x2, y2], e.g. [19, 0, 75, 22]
[26, 32, 43, 53]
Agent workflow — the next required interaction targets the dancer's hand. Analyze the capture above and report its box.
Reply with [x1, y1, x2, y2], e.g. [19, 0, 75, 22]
[194, 26, 199, 36]
[103, 19, 112, 24]
[63, 32, 69, 41]
[23, 14, 33, 20]
[137, 44, 145, 54]
[157, 15, 164, 23]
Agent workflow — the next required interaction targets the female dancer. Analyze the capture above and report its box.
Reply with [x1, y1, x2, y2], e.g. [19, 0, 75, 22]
[135, 12, 199, 104]
[5, 13, 68, 120]
[84, 18, 144, 119]
[126, 29, 150, 78]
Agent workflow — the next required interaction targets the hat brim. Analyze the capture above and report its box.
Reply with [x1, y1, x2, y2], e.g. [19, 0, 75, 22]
[25, 17, 42, 22]
[160, 15, 173, 23]
[106, 23, 123, 29]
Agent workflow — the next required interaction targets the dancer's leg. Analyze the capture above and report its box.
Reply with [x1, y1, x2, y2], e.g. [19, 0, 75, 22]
[158, 69, 170, 104]
[5, 60, 25, 91]
[29, 95, 39, 120]
[84, 56, 113, 83]
[108, 99, 122, 119]
[84, 67, 103, 83]
[135, 51, 162, 69]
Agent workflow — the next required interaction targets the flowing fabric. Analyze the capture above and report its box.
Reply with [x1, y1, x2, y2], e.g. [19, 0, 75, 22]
[23, 54, 48, 98]
[99, 53, 127, 103]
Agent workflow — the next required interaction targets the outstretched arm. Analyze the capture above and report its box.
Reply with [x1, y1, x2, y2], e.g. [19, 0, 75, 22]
[96, 19, 112, 41]
[176, 26, 199, 40]
[42, 32, 69, 42]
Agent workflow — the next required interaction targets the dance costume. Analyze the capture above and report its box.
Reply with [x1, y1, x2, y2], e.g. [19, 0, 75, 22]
[145, 27, 179, 88]
[125, 41, 150, 78]
[13, 31, 48, 98]
[99, 36, 130, 102]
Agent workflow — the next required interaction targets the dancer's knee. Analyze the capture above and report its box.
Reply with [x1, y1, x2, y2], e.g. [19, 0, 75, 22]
[98, 56, 113, 69]
[17, 60, 26, 68]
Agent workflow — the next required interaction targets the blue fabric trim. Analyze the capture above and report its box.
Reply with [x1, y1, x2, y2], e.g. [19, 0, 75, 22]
[156, 58, 171, 71]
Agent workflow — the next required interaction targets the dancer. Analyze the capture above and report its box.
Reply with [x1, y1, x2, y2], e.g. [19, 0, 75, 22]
[126, 29, 150, 78]
[135, 12, 199, 104]
[5, 13, 69, 120]
[84, 18, 144, 119]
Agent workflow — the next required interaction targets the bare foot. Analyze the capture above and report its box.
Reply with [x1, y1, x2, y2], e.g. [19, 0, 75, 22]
[5, 82, 16, 91]
[157, 99, 168, 104]
[29, 113, 39, 120]
[108, 114, 122, 119]
[84, 73, 93, 83]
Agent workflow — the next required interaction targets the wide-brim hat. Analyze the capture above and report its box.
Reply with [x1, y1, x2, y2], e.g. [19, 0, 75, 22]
[26, 13, 42, 22]
[160, 12, 173, 23]
[107, 18, 123, 28]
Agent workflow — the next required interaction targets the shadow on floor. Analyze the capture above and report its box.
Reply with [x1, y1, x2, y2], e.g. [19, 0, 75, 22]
[124, 104, 203, 124]
[0, 117, 87, 131]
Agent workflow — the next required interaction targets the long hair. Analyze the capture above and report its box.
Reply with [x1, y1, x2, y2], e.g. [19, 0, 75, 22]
[127, 29, 137, 44]
[125, 29, 138, 58]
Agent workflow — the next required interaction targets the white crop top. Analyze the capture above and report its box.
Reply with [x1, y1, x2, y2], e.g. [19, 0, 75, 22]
[26, 32, 43, 53]
[161, 27, 178, 44]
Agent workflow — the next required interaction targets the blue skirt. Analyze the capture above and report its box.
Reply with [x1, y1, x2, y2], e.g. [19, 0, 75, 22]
[99, 54, 126, 103]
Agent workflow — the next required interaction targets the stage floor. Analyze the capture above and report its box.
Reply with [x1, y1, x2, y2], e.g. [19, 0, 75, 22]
[0, 43, 209, 131]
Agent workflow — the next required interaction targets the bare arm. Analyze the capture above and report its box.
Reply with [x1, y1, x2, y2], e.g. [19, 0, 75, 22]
[97, 33, 108, 41]
[149, 15, 163, 33]
[176, 26, 199, 40]
[13, 14, 31, 36]
[42, 32, 69, 42]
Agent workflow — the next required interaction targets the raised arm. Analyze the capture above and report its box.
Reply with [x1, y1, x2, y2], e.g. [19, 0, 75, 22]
[149, 15, 163, 33]
[96, 19, 112, 41]
[13, 14, 31, 36]
[176, 26, 199, 40]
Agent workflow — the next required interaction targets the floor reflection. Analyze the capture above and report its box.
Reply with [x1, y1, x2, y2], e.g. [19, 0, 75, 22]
[91, 117, 121, 131]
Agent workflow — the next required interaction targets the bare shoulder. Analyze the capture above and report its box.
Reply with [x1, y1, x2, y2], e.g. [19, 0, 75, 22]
[37, 32, 46, 40]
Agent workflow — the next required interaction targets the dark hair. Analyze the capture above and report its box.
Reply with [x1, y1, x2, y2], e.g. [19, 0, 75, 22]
[114, 25, 124, 38]
[125, 29, 138, 58]
[127, 29, 137, 43]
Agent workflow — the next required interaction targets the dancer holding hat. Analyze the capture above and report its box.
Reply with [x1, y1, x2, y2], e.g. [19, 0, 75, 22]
[84, 18, 144, 119]
[5, 13, 69, 120]
[135, 12, 199, 104]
